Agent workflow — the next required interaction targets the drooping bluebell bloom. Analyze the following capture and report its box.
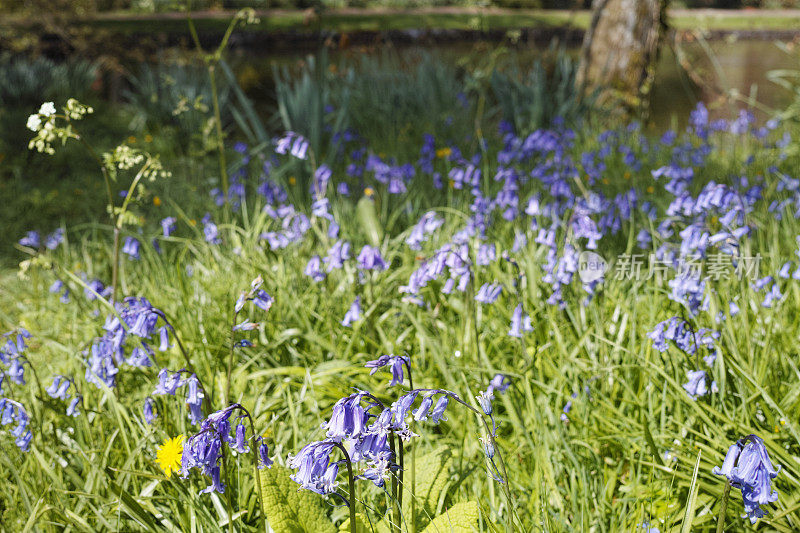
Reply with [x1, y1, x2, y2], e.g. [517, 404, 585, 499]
[487, 374, 511, 395]
[508, 303, 533, 338]
[357, 246, 387, 271]
[143, 397, 157, 425]
[46, 376, 71, 400]
[19, 231, 41, 248]
[683, 369, 716, 399]
[201, 213, 221, 245]
[185, 374, 204, 425]
[44, 228, 64, 250]
[341, 297, 361, 327]
[475, 282, 502, 304]
[122, 237, 141, 260]
[364, 354, 408, 387]
[161, 217, 176, 237]
[324, 240, 351, 272]
[0, 398, 32, 451]
[275, 131, 309, 160]
[304, 256, 326, 282]
[713, 435, 780, 524]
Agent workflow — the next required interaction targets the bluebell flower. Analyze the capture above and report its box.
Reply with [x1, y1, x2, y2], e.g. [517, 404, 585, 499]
[143, 397, 157, 424]
[487, 374, 511, 394]
[476, 390, 494, 416]
[304, 256, 326, 282]
[0, 398, 32, 451]
[683, 369, 716, 399]
[19, 231, 41, 248]
[508, 304, 533, 337]
[66, 396, 81, 417]
[324, 240, 351, 272]
[275, 131, 309, 160]
[357, 246, 387, 271]
[161, 217, 176, 237]
[201, 213, 221, 245]
[713, 435, 780, 524]
[475, 282, 502, 304]
[46, 376, 71, 400]
[341, 297, 361, 327]
[122, 237, 141, 260]
[364, 354, 407, 386]
[44, 228, 64, 250]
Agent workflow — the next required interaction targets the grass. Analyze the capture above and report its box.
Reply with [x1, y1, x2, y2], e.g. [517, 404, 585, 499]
[2, 92, 800, 532]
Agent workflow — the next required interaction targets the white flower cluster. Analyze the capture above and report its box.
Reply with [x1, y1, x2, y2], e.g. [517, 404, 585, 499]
[26, 99, 93, 155]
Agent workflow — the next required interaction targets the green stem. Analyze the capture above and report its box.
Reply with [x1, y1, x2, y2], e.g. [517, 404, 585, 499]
[334, 443, 357, 533]
[716, 480, 731, 533]
[246, 416, 268, 533]
[225, 309, 239, 405]
[389, 432, 401, 533]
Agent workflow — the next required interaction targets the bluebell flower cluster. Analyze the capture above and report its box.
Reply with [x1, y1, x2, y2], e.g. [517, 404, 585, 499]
[714, 435, 781, 523]
[182, 403, 272, 494]
[46, 375, 82, 417]
[0, 329, 34, 451]
[86, 297, 172, 389]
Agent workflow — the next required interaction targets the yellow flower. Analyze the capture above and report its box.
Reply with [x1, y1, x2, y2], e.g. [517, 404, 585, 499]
[435, 147, 452, 159]
[364, 187, 374, 197]
[646, 185, 655, 194]
[128, 136, 137, 144]
[624, 172, 631, 180]
[288, 176, 296, 186]
[156, 435, 184, 478]
[601, 178, 610, 185]
[144, 134, 153, 143]
[153, 196, 161, 206]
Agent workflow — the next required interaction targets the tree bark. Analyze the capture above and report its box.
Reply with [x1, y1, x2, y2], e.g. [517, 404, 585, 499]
[578, 0, 667, 114]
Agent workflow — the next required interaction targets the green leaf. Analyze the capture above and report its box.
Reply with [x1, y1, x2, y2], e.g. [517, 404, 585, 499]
[104, 467, 162, 532]
[420, 502, 480, 533]
[403, 446, 453, 520]
[680, 450, 702, 533]
[259, 466, 337, 533]
[376, 446, 454, 532]
[338, 512, 372, 532]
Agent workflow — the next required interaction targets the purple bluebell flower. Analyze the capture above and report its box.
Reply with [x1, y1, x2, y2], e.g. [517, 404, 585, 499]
[304, 256, 326, 282]
[475, 283, 502, 304]
[122, 237, 141, 260]
[341, 297, 361, 327]
[713, 435, 780, 524]
[161, 217, 176, 237]
[143, 397, 157, 424]
[45, 228, 64, 250]
[324, 240, 351, 272]
[357, 246, 387, 271]
[19, 231, 41, 248]
[201, 214, 221, 245]
[508, 304, 533, 337]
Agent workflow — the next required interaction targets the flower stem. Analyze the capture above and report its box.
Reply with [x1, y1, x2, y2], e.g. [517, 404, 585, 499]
[334, 442, 357, 533]
[716, 480, 731, 533]
[246, 415, 268, 533]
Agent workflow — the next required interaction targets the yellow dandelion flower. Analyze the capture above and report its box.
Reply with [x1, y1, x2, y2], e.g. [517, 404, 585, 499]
[288, 176, 297, 186]
[624, 172, 631, 180]
[153, 196, 161, 206]
[364, 187, 374, 197]
[435, 147, 452, 159]
[646, 186, 654, 194]
[156, 435, 184, 478]
[128, 136, 137, 144]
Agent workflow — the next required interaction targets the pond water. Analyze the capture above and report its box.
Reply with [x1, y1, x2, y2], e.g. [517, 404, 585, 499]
[226, 34, 800, 132]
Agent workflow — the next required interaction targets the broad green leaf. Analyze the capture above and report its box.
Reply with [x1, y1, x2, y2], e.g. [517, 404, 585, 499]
[338, 512, 372, 532]
[376, 446, 454, 532]
[259, 466, 337, 533]
[420, 502, 479, 533]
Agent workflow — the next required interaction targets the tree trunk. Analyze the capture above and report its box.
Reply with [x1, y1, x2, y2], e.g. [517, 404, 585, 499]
[578, 0, 667, 115]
